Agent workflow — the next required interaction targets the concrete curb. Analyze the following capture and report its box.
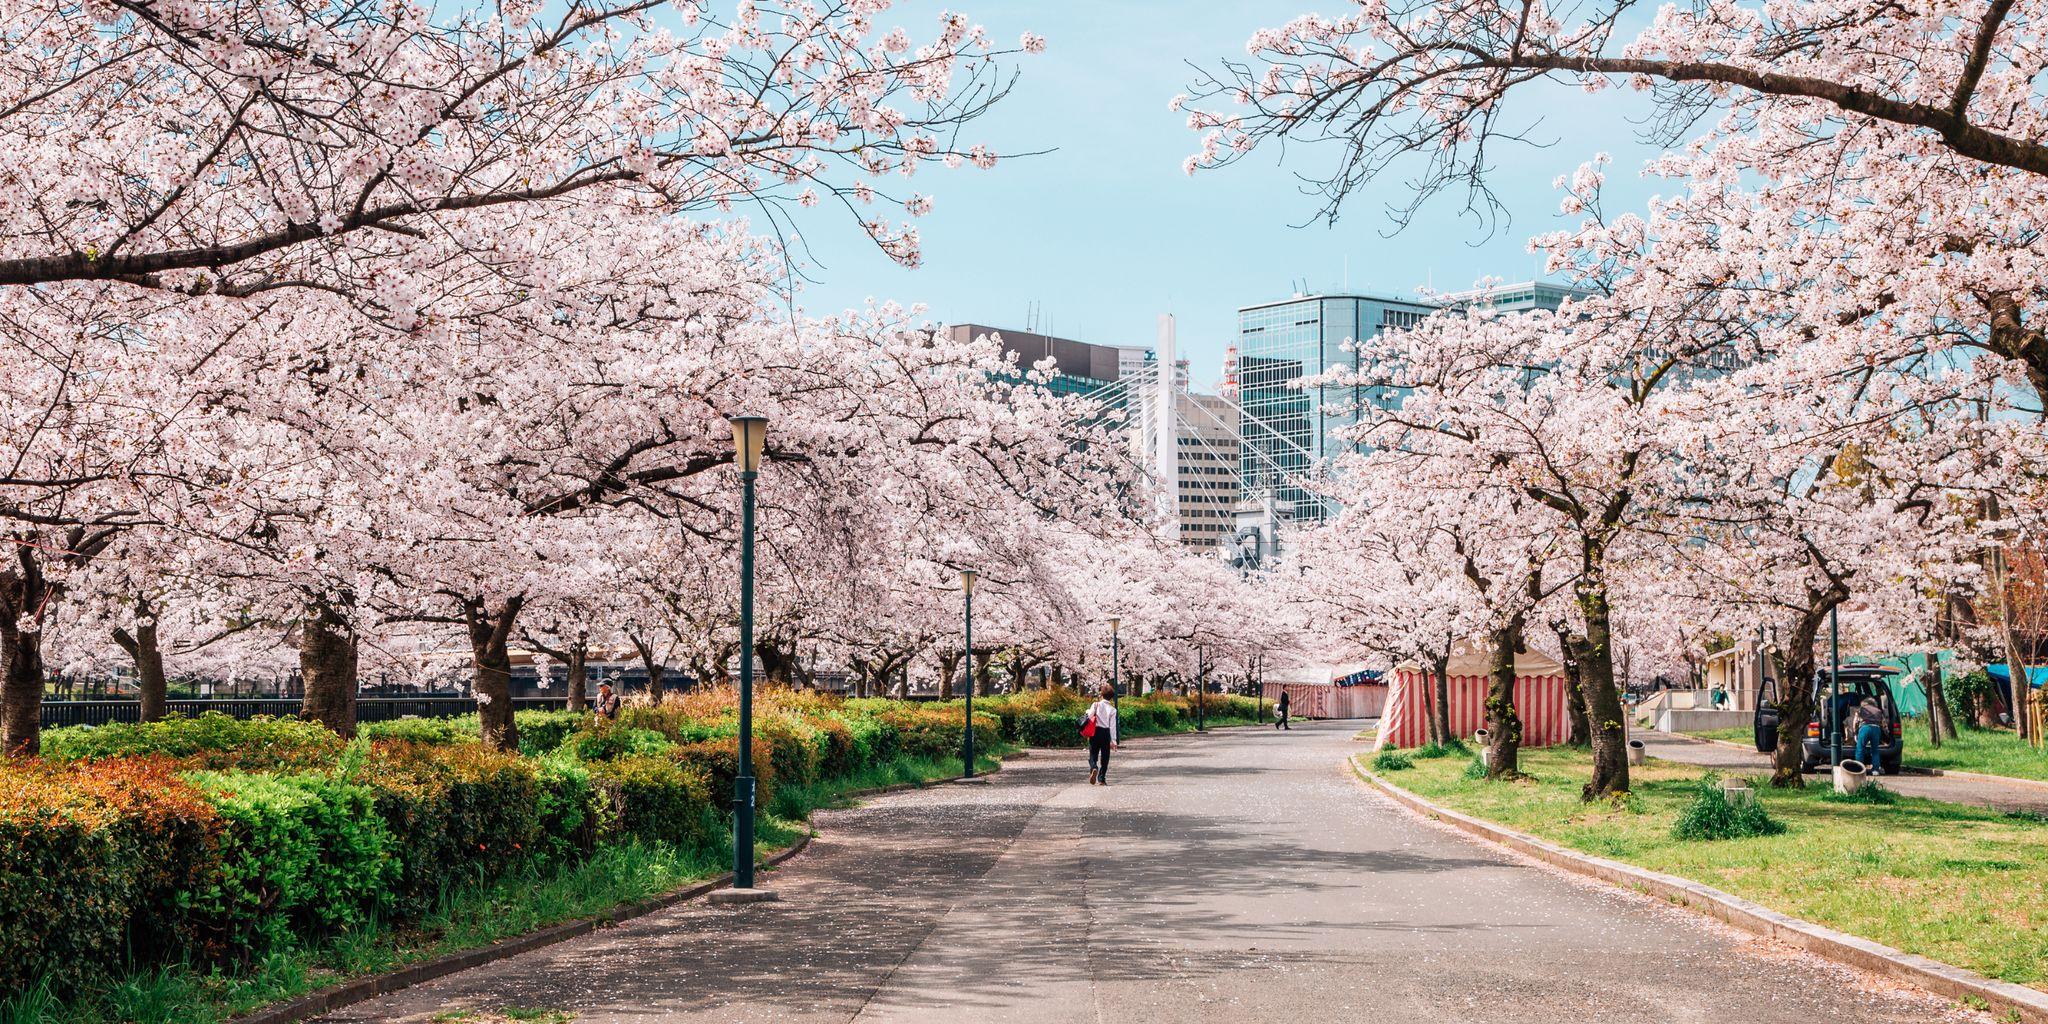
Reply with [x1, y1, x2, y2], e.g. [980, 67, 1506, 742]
[1346, 756, 2048, 1024]
[1672, 732, 2048, 793]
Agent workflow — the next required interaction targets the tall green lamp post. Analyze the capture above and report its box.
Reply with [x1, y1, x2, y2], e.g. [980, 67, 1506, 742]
[960, 568, 978, 779]
[729, 414, 767, 891]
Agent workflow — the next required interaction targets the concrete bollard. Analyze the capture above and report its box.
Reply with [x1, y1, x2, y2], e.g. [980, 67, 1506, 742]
[1833, 760, 1868, 795]
[1721, 778, 1755, 806]
[1626, 739, 1646, 766]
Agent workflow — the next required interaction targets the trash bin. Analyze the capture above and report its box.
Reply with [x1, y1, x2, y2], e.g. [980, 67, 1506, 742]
[1626, 738, 1646, 765]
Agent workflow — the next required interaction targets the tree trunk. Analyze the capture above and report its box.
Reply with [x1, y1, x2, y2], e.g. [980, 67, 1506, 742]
[562, 641, 588, 712]
[936, 650, 960, 700]
[0, 619, 45, 756]
[1926, 660, 1956, 746]
[1768, 593, 1843, 787]
[1555, 624, 1591, 747]
[1421, 662, 1442, 746]
[1570, 609, 1629, 797]
[112, 611, 168, 722]
[1483, 618, 1524, 779]
[973, 650, 993, 697]
[1431, 652, 1453, 746]
[299, 596, 359, 738]
[631, 634, 666, 703]
[465, 595, 525, 751]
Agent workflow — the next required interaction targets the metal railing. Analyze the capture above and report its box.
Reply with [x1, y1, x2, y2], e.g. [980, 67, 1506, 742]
[40, 697, 572, 730]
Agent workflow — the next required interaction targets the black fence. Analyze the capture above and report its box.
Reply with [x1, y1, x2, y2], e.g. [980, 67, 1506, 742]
[41, 696, 572, 731]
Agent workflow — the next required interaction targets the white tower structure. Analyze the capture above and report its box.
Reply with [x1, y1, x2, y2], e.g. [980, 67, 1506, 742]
[1153, 314, 1180, 542]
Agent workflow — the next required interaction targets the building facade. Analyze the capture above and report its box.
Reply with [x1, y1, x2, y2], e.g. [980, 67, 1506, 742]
[943, 323, 1149, 404]
[1235, 293, 1437, 516]
[1171, 390, 1241, 550]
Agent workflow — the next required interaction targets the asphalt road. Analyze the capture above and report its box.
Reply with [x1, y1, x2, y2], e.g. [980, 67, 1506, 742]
[320, 721, 1988, 1024]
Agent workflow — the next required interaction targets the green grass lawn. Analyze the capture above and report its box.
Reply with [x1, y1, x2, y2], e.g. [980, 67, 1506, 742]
[1367, 746, 2048, 989]
[2, 749, 1009, 1024]
[1685, 723, 2048, 783]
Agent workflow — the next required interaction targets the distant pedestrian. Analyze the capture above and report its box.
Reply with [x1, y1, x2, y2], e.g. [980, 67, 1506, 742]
[1085, 684, 1119, 785]
[1275, 689, 1291, 730]
[1854, 696, 1887, 775]
[1710, 684, 1726, 709]
[595, 680, 622, 721]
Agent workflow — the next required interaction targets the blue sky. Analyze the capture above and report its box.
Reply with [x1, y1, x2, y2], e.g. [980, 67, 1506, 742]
[793, 1, 1671, 387]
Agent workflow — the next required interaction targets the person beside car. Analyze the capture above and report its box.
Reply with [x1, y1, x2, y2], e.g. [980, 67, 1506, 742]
[1854, 696, 1887, 775]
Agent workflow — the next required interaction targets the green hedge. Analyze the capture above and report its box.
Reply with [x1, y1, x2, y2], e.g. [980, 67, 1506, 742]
[42, 713, 343, 770]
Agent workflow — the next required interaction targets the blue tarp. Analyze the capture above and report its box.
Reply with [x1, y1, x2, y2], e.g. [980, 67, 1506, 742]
[1986, 664, 2048, 688]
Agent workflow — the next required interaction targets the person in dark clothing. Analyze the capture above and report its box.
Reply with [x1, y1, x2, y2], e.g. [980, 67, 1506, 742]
[1085, 684, 1119, 785]
[1275, 689, 1291, 730]
[594, 680, 622, 720]
[1854, 696, 1887, 775]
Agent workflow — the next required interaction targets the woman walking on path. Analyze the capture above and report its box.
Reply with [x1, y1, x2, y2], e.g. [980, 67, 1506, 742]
[1086, 684, 1120, 785]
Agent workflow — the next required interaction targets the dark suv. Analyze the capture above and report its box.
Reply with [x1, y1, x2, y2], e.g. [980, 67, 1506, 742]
[1753, 665, 1903, 775]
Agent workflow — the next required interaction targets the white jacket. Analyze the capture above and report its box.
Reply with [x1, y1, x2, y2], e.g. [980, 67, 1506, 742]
[1086, 699, 1119, 743]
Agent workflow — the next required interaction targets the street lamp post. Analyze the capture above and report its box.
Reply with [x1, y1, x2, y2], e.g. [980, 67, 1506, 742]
[1829, 604, 1842, 768]
[1196, 648, 1207, 733]
[729, 414, 767, 891]
[1108, 617, 1122, 706]
[961, 568, 978, 779]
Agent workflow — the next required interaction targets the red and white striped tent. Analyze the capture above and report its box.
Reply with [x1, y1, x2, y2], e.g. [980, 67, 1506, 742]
[1261, 681, 1387, 720]
[1376, 644, 1572, 750]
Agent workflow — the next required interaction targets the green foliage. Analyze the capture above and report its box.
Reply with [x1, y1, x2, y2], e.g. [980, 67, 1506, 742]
[357, 716, 476, 746]
[1414, 740, 1469, 759]
[184, 771, 395, 952]
[567, 726, 675, 762]
[1370, 750, 1416, 772]
[41, 713, 343, 769]
[1822, 782, 1900, 805]
[1671, 774, 1785, 841]
[514, 709, 587, 755]
[1461, 757, 1488, 780]
[1945, 669, 1997, 729]
[586, 756, 718, 849]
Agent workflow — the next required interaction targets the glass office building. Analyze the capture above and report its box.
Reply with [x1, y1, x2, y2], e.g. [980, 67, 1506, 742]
[1236, 293, 1437, 516]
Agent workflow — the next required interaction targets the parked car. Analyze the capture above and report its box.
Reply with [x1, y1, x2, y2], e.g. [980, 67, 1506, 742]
[1752, 664, 1903, 775]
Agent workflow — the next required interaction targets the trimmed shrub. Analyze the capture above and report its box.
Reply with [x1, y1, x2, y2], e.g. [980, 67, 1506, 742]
[357, 716, 476, 746]
[183, 771, 394, 953]
[758, 716, 823, 788]
[514, 709, 587, 755]
[0, 759, 219, 994]
[671, 736, 779, 815]
[568, 726, 675, 763]
[587, 755, 717, 849]
[41, 713, 343, 770]
[1672, 774, 1785, 841]
[353, 741, 548, 912]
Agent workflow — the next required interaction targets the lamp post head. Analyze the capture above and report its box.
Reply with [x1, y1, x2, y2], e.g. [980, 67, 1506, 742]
[1108, 616, 1121, 636]
[728, 414, 768, 474]
[960, 568, 978, 596]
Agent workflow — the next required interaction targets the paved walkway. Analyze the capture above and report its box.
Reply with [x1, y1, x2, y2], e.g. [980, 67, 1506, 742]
[1633, 730, 2048, 814]
[320, 722, 1987, 1024]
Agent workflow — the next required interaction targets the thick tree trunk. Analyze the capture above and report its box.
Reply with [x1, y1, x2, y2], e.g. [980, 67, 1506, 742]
[1431, 652, 1453, 746]
[112, 611, 168, 722]
[299, 597, 359, 737]
[1483, 618, 1525, 779]
[1926, 660, 1956, 746]
[465, 596, 525, 751]
[936, 650, 960, 700]
[1555, 624, 1591, 748]
[631, 634, 666, 702]
[1571, 590, 1629, 797]
[1, 621, 45, 756]
[564, 641, 588, 712]
[1768, 595, 1842, 787]
[973, 650, 993, 697]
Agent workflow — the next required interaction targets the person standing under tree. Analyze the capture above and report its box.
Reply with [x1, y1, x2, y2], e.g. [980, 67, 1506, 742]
[594, 678, 622, 721]
[1086, 684, 1119, 785]
[1275, 688, 1291, 730]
